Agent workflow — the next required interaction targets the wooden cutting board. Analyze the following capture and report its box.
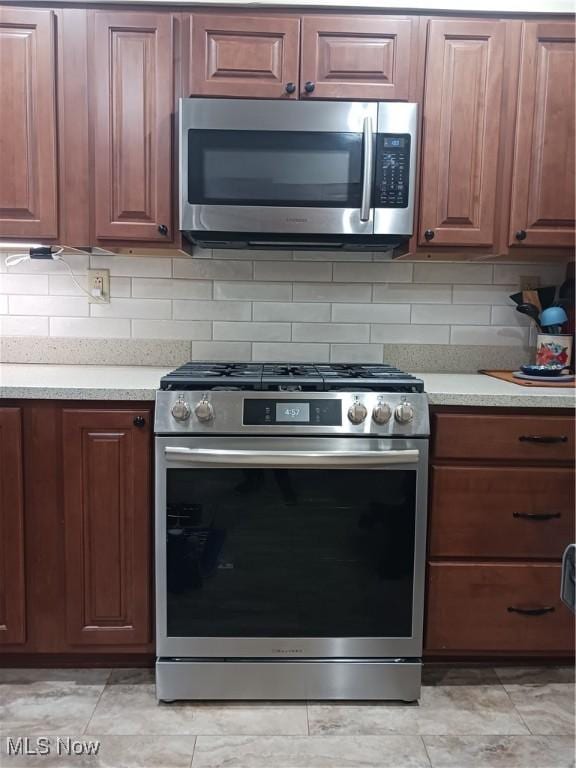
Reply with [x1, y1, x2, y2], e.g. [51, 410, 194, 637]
[479, 369, 576, 388]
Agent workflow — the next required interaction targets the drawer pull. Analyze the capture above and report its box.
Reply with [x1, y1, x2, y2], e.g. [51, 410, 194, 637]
[507, 605, 555, 616]
[513, 512, 562, 521]
[518, 435, 568, 444]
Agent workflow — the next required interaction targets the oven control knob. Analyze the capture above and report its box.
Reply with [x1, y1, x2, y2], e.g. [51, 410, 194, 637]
[395, 401, 415, 424]
[194, 399, 214, 423]
[372, 403, 392, 424]
[348, 402, 368, 425]
[171, 398, 191, 422]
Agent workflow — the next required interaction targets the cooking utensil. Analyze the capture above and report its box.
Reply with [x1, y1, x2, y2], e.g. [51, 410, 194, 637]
[524, 290, 542, 311]
[516, 303, 542, 329]
[540, 306, 568, 328]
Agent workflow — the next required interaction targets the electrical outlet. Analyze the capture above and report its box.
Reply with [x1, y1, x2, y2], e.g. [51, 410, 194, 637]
[519, 275, 541, 290]
[87, 269, 110, 303]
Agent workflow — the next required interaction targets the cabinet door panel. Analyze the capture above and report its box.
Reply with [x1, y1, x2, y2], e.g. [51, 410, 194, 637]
[0, 8, 57, 238]
[93, 12, 173, 241]
[0, 409, 25, 645]
[62, 409, 151, 646]
[190, 14, 300, 99]
[509, 22, 575, 247]
[300, 16, 415, 100]
[419, 20, 506, 247]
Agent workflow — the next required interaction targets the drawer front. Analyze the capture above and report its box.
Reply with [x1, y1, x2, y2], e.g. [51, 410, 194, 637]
[426, 562, 575, 652]
[433, 413, 574, 462]
[430, 466, 575, 558]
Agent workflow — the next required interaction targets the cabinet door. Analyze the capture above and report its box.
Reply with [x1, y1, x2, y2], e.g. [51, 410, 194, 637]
[419, 20, 506, 247]
[92, 12, 173, 241]
[190, 14, 300, 98]
[509, 22, 575, 248]
[0, 409, 26, 645]
[300, 16, 415, 100]
[62, 409, 151, 646]
[0, 8, 58, 239]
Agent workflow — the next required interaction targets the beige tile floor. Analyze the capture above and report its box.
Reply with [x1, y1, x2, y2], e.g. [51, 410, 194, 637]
[0, 666, 573, 767]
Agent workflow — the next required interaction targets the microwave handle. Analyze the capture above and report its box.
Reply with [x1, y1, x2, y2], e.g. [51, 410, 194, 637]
[360, 116, 374, 222]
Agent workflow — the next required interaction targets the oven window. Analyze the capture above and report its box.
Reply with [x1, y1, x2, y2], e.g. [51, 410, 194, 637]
[188, 130, 364, 208]
[165, 468, 416, 638]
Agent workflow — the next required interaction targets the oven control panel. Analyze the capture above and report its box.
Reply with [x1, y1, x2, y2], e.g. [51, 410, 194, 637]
[243, 399, 341, 426]
[375, 134, 411, 209]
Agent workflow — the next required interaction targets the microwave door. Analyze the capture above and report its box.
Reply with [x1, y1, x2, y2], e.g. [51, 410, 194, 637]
[180, 99, 377, 236]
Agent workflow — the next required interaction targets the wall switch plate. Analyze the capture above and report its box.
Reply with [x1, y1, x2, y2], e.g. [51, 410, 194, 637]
[520, 275, 541, 290]
[87, 268, 110, 303]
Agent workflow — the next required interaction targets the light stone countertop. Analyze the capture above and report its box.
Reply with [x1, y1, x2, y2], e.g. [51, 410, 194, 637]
[0, 364, 574, 408]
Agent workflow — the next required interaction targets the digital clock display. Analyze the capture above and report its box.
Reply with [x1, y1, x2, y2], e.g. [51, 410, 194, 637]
[275, 403, 310, 422]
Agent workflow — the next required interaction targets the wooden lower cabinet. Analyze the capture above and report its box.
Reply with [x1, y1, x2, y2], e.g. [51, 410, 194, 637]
[427, 563, 574, 653]
[0, 402, 153, 661]
[0, 408, 26, 645]
[62, 409, 152, 646]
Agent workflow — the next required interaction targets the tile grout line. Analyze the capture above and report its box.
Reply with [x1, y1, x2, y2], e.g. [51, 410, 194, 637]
[492, 668, 535, 736]
[189, 735, 197, 768]
[420, 734, 434, 768]
[82, 670, 112, 736]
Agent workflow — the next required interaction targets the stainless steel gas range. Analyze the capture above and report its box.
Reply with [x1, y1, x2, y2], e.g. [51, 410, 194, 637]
[154, 363, 429, 702]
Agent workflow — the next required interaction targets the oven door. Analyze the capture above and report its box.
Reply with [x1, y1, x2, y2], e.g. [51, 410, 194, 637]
[156, 435, 428, 659]
[179, 98, 377, 235]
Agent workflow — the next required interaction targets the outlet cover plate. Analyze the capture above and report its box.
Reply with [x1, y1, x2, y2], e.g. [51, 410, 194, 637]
[87, 268, 110, 303]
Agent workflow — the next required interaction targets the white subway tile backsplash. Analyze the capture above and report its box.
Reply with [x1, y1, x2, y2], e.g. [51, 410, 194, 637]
[50, 317, 131, 338]
[252, 342, 330, 362]
[174, 300, 251, 321]
[293, 283, 372, 302]
[330, 343, 384, 363]
[253, 302, 331, 322]
[254, 261, 332, 282]
[132, 320, 211, 340]
[292, 323, 369, 343]
[91, 298, 172, 319]
[90, 254, 171, 277]
[174, 258, 252, 281]
[132, 278, 211, 299]
[9, 295, 88, 317]
[0, 295, 7, 314]
[0, 315, 48, 336]
[0, 274, 48, 294]
[293, 250, 373, 262]
[213, 322, 291, 342]
[333, 263, 413, 283]
[214, 281, 291, 301]
[371, 324, 450, 344]
[491, 306, 530, 326]
[411, 304, 490, 325]
[450, 325, 530, 346]
[332, 303, 411, 323]
[48, 275, 131, 297]
[452, 284, 518, 305]
[413, 263, 493, 284]
[493, 263, 566, 286]
[192, 340, 252, 361]
[373, 283, 452, 304]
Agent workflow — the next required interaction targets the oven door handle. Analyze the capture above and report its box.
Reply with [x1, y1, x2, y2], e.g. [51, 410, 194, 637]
[360, 115, 374, 223]
[164, 447, 419, 467]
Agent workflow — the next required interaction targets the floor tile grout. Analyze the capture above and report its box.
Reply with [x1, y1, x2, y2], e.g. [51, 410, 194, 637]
[82, 669, 112, 736]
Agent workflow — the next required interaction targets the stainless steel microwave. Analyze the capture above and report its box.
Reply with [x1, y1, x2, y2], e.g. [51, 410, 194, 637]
[179, 98, 418, 251]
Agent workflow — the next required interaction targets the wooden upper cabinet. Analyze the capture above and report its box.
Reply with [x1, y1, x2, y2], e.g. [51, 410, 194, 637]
[0, 409, 26, 645]
[419, 20, 507, 247]
[92, 11, 174, 242]
[62, 409, 152, 646]
[190, 14, 300, 98]
[300, 16, 415, 100]
[509, 22, 575, 248]
[0, 8, 58, 239]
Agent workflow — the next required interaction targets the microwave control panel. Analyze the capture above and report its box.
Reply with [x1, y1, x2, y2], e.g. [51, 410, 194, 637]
[375, 134, 411, 209]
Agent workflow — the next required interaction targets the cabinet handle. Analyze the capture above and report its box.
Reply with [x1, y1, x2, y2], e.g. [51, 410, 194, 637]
[519, 435, 568, 444]
[304, 81, 315, 93]
[133, 416, 146, 428]
[285, 82, 296, 94]
[513, 512, 562, 521]
[424, 229, 435, 241]
[515, 229, 527, 241]
[158, 224, 168, 236]
[507, 606, 555, 616]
